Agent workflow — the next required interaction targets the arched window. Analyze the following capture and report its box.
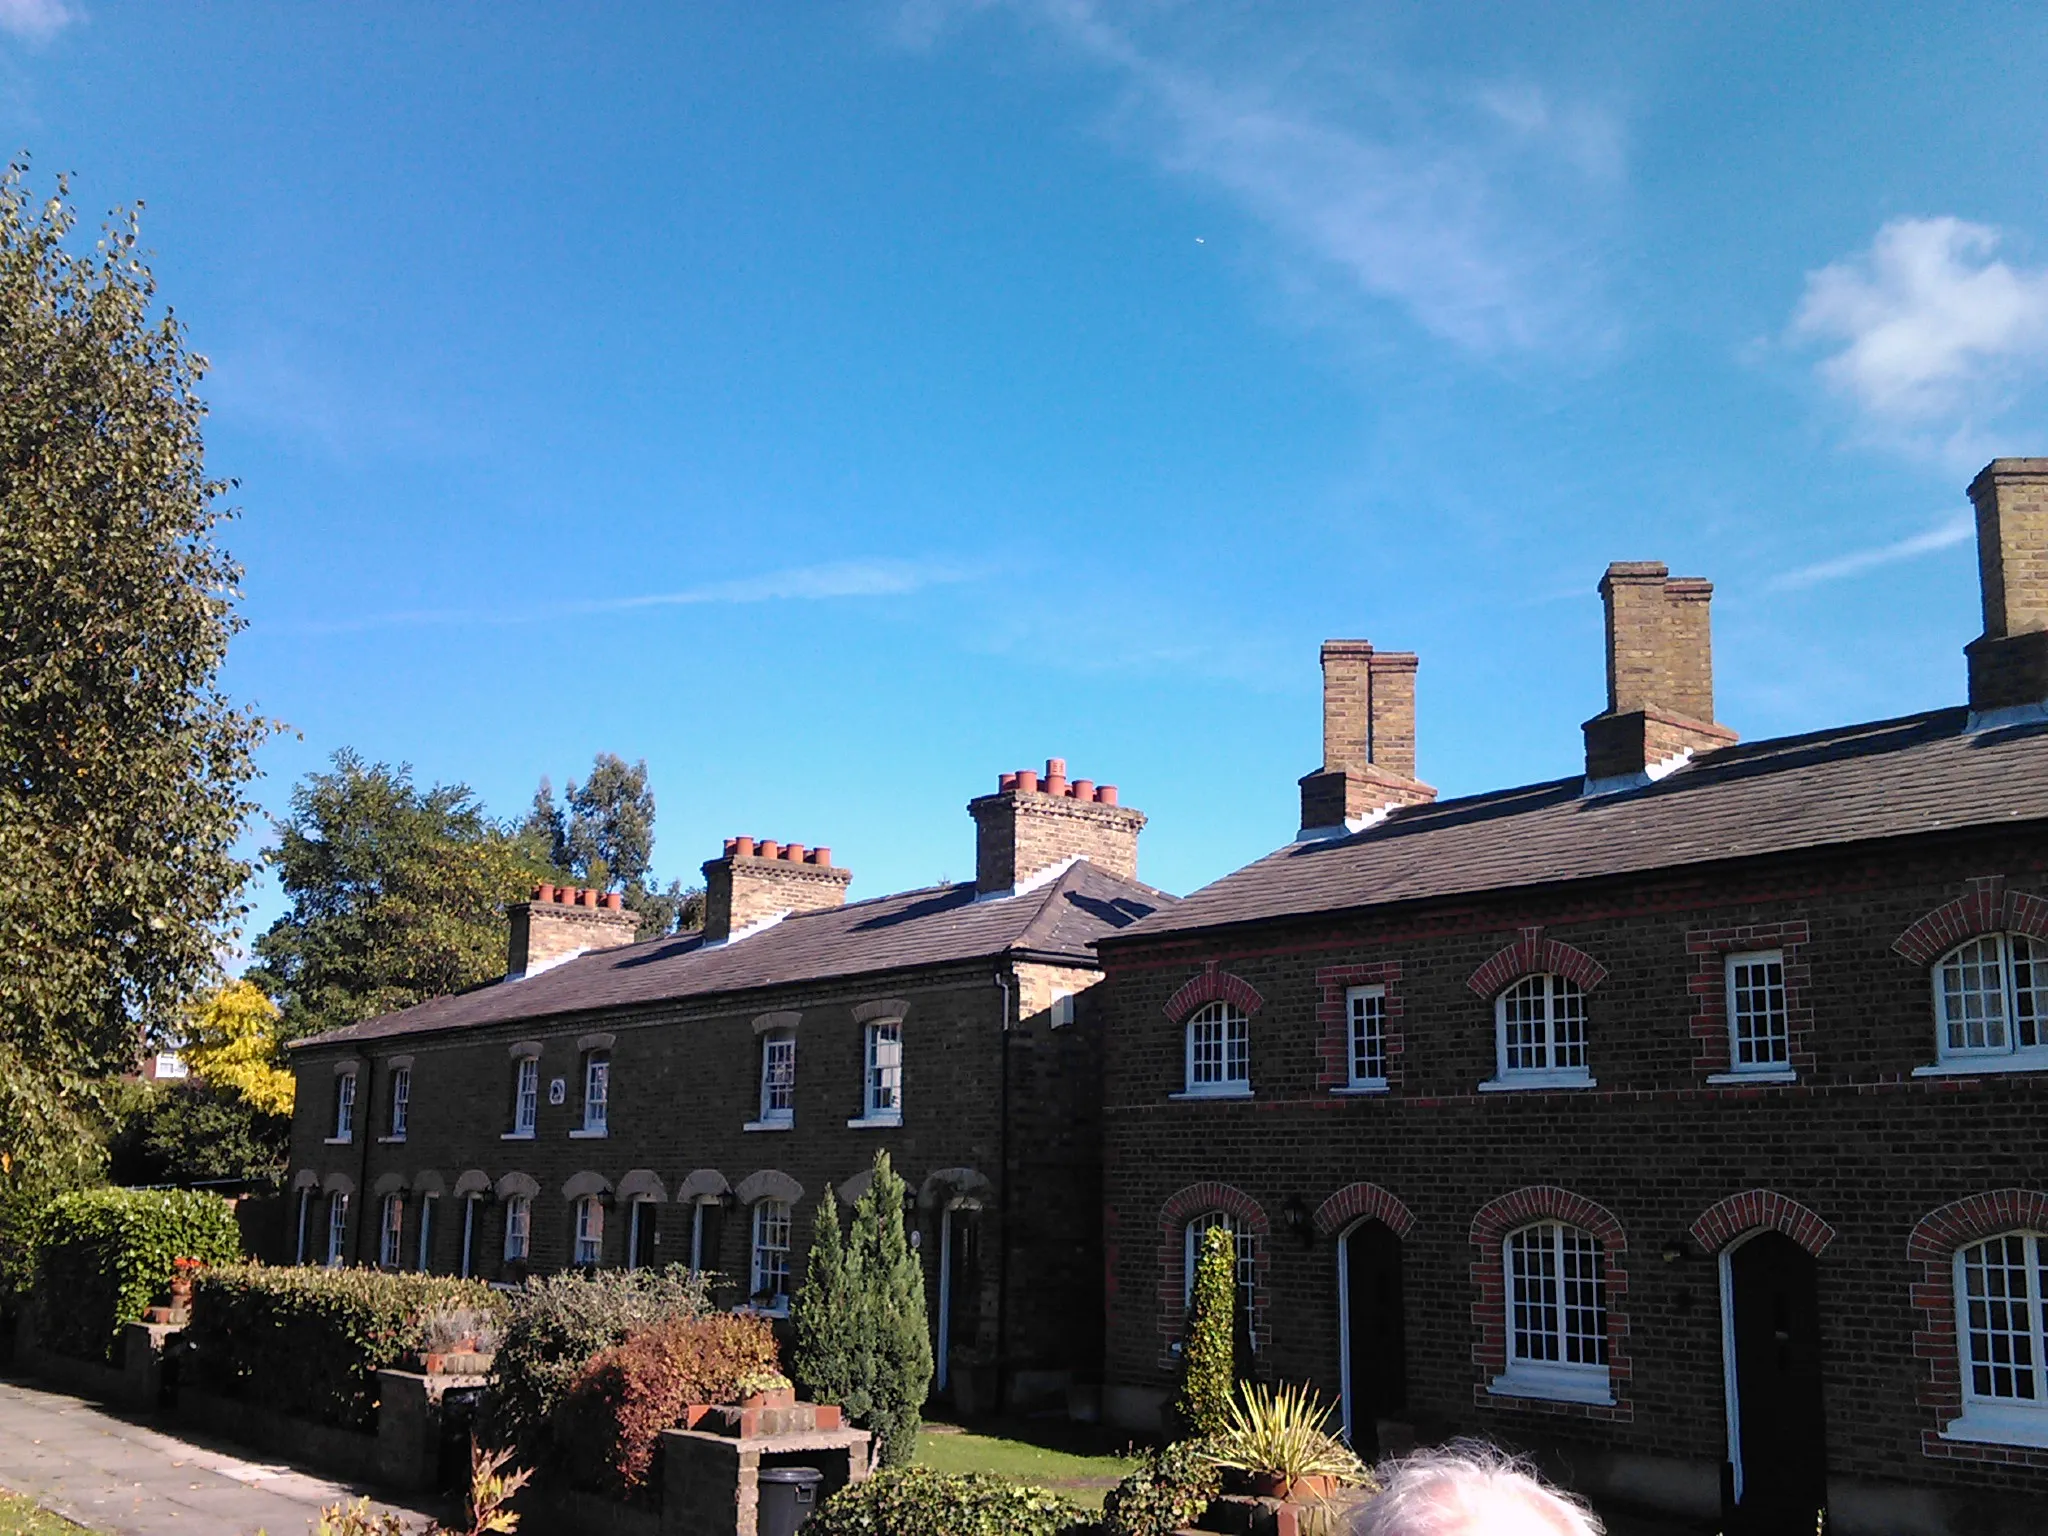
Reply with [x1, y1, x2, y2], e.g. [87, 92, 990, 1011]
[1184, 1001, 1250, 1096]
[574, 1194, 605, 1267]
[752, 1199, 792, 1312]
[1183, 1211, 1257, 1329]
[503, 1194, 531, 1264]
[1492, 975, 1591, 1087]
[1499, 1220, 1609, 1402]
[379, 1194, 404, 1268]
[1954, 1231, 2048, 1438]
[1935, 935, 2047, 1064]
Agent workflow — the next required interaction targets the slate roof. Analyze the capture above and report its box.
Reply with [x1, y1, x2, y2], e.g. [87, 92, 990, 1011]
[294, 860, 1174, 1050]
[1106, 707, 2048, 946]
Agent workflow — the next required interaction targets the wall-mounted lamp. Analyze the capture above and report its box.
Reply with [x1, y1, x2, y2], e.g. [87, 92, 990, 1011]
[1282, 1195, 1314, 1249]
[1660, 1236, 1695, 1265]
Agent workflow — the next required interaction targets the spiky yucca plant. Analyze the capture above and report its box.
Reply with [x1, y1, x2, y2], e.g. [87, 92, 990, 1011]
[1201, 1381, 1373, 1492]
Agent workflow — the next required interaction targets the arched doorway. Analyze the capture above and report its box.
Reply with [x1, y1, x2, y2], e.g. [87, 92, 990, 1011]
[936, 1197, 983, 1398]
[1721, 1231, 1827, 1533]
[1339, 1219, 1406, 1455]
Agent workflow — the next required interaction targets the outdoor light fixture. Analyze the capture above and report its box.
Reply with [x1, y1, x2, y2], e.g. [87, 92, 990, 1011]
[1660, 1236, 1694, 1265]
[1283, 1195, 1313, 1248]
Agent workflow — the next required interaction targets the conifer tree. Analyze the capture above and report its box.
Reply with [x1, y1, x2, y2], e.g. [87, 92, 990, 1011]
[791, 1183, 867, 1425]
[1175, 1224, 1236, 1438]
[851, 1151, 934, 1466]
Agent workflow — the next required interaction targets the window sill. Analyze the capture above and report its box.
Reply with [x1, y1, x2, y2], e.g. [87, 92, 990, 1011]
[1170, 1086, 1254, 1101]
[377, 1134, 407, 1144]
[1913, 1052, 2048, 1078]
[846, 1113, 903, 1129]
[744, 1300, 792, 1319]
[1330, 1081, 1389, 1096]
[1939, 1409, 2048, 1449]
[500, 1130, 535, 1141]
[1477, 1074, 1598, 1093]
[1705, 1069, 1798, 1085]
[1488, 1369, 1614, 1406]
[744, 1119, 794, 1133]
[568, 1127, 608, 1139]
[324, 1136, 353, 1146]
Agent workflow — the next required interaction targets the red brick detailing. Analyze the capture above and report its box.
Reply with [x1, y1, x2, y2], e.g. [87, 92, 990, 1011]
[1684, 921, 1814, 1076]
[1157, 1180, 1271, 1361]
[1467, 1187, 1631, 1423]
[1893, 876, 2048, 967]
[1313, 1182, 1415, 1239]
[1164, 961, 1266, 1023]
[1688, 1189, 1835, 1257]
[1908, 1189, 2048, 1468]
[1314, 962, 1404, 1090]
[1465, 928, 1608, 1000]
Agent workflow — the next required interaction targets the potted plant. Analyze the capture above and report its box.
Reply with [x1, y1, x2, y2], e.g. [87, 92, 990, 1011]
[166, 1257, 203, 1314]
[735, 1369, 795, 1410]
[1201, 1381, 1372, 1505]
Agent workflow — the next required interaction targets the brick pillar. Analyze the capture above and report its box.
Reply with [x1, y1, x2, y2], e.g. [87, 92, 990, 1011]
[1965, 458, 2048, 712]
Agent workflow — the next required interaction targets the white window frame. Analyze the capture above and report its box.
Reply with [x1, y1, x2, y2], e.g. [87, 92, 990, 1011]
[459, 1195, 479, 1279]
[1491, 1220, 1611, 1404]
[508, 1058, 539, 1138]
[575, 1051, 609, 1136]
[1483, 974, 1595, 1090]
[690, 1197, 715, 1276]
[850, 1021, 903, 1127]
[1339, 985, 1388, 1093]
[503, 1194, 530, 1264]
[1182, 1212, 1257, 1345]
[751, 1199, 792, 1313]
[416, 1193, 436, 1272]
[295, 1188, 312, 1264]
[331, 1072, 357, 1142]
[1179, 1001, 1251, 1098]
[1945, 1230, 2048, 1448]
[326, 1193, 349, 1268]
[387, 1066, 410, 1139]
[379, 1193, 404, 1268]
[1719, 950, 1793, 1079]
[574, 1194, 605, 1267]
[751, 1030, 796, 1130]
[1924, 934, 2048, 1073]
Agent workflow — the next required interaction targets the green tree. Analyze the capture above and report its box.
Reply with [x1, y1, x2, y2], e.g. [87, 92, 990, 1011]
[107, 1080, 288, 1186]
[248, 750, 550, 1038]
[1174, 1225, 1236, 1438]
[183, 979, 294, 1116]
[791, 1183, 866, 1426]
[565, 753, 654, 892]
[0, 163, 270, 1195]
[849, 1153, 935, 1467]
[517, 776, 569, 870]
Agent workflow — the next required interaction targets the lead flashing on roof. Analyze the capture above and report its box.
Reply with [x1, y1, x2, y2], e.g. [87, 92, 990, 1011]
[1582, 745, 1694, 800]
[1965, 700, 2048, 735]
[697, 910, 787, 950]
[974, 852, 1083, 903]
[1293, 801, 1403, 845]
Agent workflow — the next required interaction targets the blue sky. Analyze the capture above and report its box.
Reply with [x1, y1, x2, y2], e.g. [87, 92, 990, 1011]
[7, 2, 2048, 941]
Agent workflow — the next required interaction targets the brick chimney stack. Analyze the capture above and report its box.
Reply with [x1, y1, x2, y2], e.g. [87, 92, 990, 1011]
[701, 838, 851, 943]
[1582, 562, 1737, 789]
[970, 759, 1145, 895]
[1964, 459, 2048, 716]
[508, 885, 641, 979]
[1297, 640, 1436, 833]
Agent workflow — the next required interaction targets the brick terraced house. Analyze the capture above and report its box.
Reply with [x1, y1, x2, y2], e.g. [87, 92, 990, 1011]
[285, 762, 1171, 1413]
[1094, 460, 2048, 1535]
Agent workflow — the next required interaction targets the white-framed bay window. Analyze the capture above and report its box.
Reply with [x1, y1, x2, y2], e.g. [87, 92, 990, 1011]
[1929, 934, 2048, 1070]
[1492, 1220, 1610, 1404]
[1181, 1001, 1250, 1098]
[751, 1199, 792, 1312]
[1485, 975, 1593, 1090]
[1948, 1230, 2048, 1447]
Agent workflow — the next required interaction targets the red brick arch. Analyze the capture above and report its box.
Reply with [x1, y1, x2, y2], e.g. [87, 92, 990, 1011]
[1907, 1190, 2048, 1468]
[1466, 927, 1609, 999]
[1689, 1190, 1835, 1257]
[1314, 1181, 1415, 1239]
[1164, 962, 1265, 1022]
[1893, 875, 2048, 966]
[1468, 1187, 1631, 1422]
[1156, 1181, 1271, 1361]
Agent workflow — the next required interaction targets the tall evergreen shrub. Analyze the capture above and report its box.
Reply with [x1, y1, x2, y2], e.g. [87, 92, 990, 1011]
[1174, 1224, 1235, 1438]
[791, 1183, 862, 1420]
[32, 1187, 243, 1361]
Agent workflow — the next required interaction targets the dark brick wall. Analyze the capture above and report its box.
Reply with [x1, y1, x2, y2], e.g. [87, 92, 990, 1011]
[1098, 827, 2048, 1501]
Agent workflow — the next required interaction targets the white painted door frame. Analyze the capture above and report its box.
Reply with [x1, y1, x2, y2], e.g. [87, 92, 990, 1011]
[1717, 1232, 1757, 1506]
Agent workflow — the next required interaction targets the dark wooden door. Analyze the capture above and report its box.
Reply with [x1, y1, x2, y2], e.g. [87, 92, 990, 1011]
[1730, 1233, 1827, 1534]
[945, 1207, 982, 1380]
[1345, 1220, 1406, 1456]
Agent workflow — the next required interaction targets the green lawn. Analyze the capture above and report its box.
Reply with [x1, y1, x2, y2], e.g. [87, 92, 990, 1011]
[915, 1423, 1144, 1510]
[0, 1489, 95, 1536]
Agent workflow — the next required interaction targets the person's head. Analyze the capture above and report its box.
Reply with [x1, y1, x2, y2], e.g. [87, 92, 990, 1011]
[1352, 1442, 1603, 1536]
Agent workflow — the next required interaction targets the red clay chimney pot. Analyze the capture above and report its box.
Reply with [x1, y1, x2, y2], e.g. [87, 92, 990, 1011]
[810, 846, 830, 866]
[599, 891, 623, 911]
[1015, 770, 1039, 793]
[733, 836, 755, 858]
[1072, 779, 1094, 800]
[1095, 784, 1118, 805]
[758, 840, 780, 860]
[999, 772, 1019, 792]
[782, 843, 804, 862]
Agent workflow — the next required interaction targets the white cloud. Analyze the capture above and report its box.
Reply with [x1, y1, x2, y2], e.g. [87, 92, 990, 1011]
[0, 0, 76, 43]
[906, 1, 1623, 356]
[1792, 217, 2048, 426]
[1767, 511, 1974, 591]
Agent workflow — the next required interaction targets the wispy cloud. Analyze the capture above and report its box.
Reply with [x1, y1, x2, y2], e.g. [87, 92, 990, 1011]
[1767, 512, 1974, 591]
[0, 0, 75, 43]
[1791, 217, 2048, 431]
[902, 1, 1623, 356]
[265, 558, 983, 636]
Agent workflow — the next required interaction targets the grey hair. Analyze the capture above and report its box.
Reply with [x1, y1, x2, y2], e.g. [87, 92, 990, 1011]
[1351, 1441, 1603, 1536]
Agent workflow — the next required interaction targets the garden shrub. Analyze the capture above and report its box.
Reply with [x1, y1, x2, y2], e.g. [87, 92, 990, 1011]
[1099, 1439, 1223, 1536]
[1173, 1225, 1235, 1438]
[808, 1466, 1089, 1536]
[555, 1312, 779, 1499]
[487, 1264, 712, 1456]
[184, 1264, 503, 1431]
[32, 1186, 242, 1361]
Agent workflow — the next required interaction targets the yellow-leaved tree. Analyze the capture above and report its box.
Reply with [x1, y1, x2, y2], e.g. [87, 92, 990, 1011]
[183, 980, 294, 1117]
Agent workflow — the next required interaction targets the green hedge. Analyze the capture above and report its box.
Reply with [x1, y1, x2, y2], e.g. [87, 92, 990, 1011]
[1100, 1438, 1222, 1536]
[808, 1467, 1089, 1536]
[32, 1187, 243, 1362]
[185, 1264, 504, 1431]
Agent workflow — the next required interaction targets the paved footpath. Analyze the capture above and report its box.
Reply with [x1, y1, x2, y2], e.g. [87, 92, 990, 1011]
[0, 1378, 442, 1535]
